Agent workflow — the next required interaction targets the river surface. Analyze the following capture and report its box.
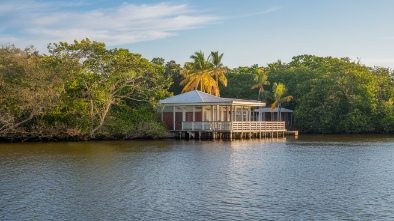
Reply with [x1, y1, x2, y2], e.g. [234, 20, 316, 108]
[1, 135, 394, 220]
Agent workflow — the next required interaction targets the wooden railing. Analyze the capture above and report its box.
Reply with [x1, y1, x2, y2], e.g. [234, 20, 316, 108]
[181, 121, 285, 132]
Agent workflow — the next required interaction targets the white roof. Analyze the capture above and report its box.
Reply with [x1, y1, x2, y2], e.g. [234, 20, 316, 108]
[160, 90, 265, 106]
[160, 90, 227, 103]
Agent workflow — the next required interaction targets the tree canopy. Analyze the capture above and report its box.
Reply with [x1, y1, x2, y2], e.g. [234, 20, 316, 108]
[0, 39, 172, 141]
[226, 55, 394, 133]
[180, 51, 227, 96]
[1, 39, 394, 141]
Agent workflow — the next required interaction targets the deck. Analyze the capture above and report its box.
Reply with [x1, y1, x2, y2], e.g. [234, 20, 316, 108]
[178, 121, 286, 132]
[170, 121, 295, 139]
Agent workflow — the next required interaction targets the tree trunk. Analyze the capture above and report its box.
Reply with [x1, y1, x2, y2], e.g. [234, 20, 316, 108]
[90, 100, 113, 138]
[90, 99, 94, 137]
[216, 72, 219, 96]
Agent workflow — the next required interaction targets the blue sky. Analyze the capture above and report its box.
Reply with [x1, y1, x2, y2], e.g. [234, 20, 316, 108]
[1, 0, 394, 68]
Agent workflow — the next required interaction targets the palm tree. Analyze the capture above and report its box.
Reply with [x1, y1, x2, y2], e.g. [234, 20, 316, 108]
[208, 51, 227, 96]
[250, 67, 270, 101]
[270, 82, 293, 121]
[180, 62, 202, 91]
[190, 51, 208, 72]
[180, 51, 221, 95]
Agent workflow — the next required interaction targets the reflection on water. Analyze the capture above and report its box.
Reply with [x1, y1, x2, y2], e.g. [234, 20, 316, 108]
[1, 136, 394, 220]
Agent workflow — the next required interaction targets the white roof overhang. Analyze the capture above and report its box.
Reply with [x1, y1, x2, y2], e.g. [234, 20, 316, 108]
[159, 91, 265, 107]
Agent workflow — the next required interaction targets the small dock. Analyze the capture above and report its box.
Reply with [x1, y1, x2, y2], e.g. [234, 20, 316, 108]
[284, 130, 299, 138]
[172, 130, 299, 140]
[170, 121, 298, 140]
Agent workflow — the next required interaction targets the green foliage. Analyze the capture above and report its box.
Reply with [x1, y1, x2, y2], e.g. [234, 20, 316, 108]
[0, 44, 65, 139]
[221, 65, 259, 100]
[380, 103, 394, 133]
[180, 50, 227, 96]
[1, 40, 394, 139]
[209, 51, 227, 96]
[270, 55, 390, 133]
[250, 67, 270, 101]
[222, 55, 394, 133]
[46, 39, 172, 138]
[164, 60, 182, 95]
[0, 39, 172, 141]
[102, 102, 168, 139]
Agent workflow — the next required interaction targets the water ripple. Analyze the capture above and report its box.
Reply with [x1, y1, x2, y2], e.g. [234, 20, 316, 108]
[1, 138, 394, 220]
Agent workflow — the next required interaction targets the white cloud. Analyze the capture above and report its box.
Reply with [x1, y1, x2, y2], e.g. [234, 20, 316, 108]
[229, 6, 281, 19]
[0, 1, 220, 52]
[0, 1, 82, 15]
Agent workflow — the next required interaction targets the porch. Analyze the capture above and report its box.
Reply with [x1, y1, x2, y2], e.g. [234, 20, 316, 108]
[180, 121, 285, 132]
[176, 121, 286, 140]
[159, 90, 296, 139]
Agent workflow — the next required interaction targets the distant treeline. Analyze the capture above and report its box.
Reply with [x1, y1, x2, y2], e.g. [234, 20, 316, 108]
[1, 39, 393, 141]
[219, 56, 394, 133]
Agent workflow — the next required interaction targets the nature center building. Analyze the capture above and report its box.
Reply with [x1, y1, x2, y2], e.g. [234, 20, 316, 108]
[158, 90, 286, 139]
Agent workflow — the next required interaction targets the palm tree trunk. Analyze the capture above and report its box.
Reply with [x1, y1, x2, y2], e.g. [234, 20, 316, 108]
[215, 72, 219, 96]
[194, 78, 201, 91]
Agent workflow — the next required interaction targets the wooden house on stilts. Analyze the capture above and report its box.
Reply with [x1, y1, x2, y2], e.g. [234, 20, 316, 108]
[158, 90, 288, 139]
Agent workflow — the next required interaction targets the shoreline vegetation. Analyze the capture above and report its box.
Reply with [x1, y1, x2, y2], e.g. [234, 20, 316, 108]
[1, 38, 394, 142]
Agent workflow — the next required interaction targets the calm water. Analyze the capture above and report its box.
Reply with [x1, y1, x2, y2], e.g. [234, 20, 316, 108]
[1, 135, 394, 220]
